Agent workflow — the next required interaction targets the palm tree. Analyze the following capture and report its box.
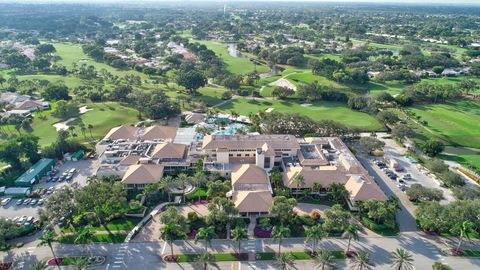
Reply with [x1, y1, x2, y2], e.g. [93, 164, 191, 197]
[231, 227, 248, 253]
[79, 122, 87, 139]
[87, 124, 94, 139]
[159, 176, 176, 202]
[74, 227, 94, 255]
[350, 252, 374, 270]
[390, 248, 414, 270]
[30, 260, 48, 270]
[314, 250, 336, 270]
[305, 224, 325, 252]
[454, 221, 474, 251]
[195, 226, 217, 252]
[175, 173, 193, 203]
[197, 251, 214, 270]
[38, 230, 61, 270]
[342, 224, 360, 254]
[72, 257, 89, 270]
[273, 253, 295, 270]
[160, 223, 182, 256]
[292, 174, 306, 198]
[312, 183, 322, 198]
[272, 225, 291, 254]
[193, 171, 207, 190]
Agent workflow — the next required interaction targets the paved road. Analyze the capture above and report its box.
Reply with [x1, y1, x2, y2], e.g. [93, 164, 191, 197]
[2, 232, 480, 270]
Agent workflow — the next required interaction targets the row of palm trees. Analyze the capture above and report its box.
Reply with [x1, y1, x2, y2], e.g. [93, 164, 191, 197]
[274, 248, 415, 270]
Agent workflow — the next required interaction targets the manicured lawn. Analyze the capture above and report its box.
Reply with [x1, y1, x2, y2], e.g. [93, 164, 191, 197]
[407, 100, 480, 149]
[192, 40, 269, 75]
[197, 86, 227, 106]
[305, 53, 342, 62]
[53, 42, 148, 79]
[287, 71, 346, 89]
[58, 233, 127, 244]
[256, 251, 346, 261]
[218, 98, 384, 131]
[177, 253, 248, 262]
[62, 217, 142, 233]
[367, 80, 406, 95]
[186, 187, 208, 202]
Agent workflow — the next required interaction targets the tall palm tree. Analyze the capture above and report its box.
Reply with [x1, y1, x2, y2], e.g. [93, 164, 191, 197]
[305, 224, 325, 252]
[198, 251, 214, 270]
[160, 223, 182, 256]
[350, 252, 374, 270]
[273, 253, 295, 270]
[342, 224, 360, 254]
[390, 248, 414, 270]
[159, 176, 176, 202]
[38, 231, 61, 270]
[292, 174, 306, 198]
[30, 260, 48, 270]
[87, 124, 94, 139]
[195, 226, 217, 252]
[272, 225, 291, 254]
[74, 227, 94, 255]
[314, 250, 336, 270]
[193, 171, 207, 190]
[312, 183, 322, 198]
[175, 173, 193, 203]
[231, 227, 248, 253]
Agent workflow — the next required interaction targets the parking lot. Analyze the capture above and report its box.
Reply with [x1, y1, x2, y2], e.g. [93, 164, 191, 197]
[376, 133, 455, 204]
[0, 159, 97, 219]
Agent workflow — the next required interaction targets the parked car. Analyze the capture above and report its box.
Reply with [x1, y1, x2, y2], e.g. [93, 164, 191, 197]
[403, 174, 412, 181]
[38, 199, 44, 206]
[30, 199, 38, 206]
[397, 183, 407, 191]
[23, 198, 32, 205]
[16, 199, 24, 206]
[1, 197, 11, 206]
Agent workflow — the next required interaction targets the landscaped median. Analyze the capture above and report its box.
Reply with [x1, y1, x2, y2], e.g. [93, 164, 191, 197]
[164, 251, 346, 263]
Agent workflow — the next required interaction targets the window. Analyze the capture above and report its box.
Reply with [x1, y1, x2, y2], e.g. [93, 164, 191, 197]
[245, 154, 250, 157]
[237, 154, 241, 157]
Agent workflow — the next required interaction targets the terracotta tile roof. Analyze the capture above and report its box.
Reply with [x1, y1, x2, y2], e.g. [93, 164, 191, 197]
[151, 143, 186, 159]
[282, 166, 348, 189]
[202, 134, 300, 150]
[233, 190, 273, 213]
[345, 175, 388, 202]
[103, 125, 137, 141]
[119, 155, 141, 166]
[121, 164, 164, 185]
[231, 164, 270, 186]
[141, 125, 177, 141]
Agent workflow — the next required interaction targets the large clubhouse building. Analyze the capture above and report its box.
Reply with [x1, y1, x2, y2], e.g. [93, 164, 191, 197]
[96, 125, 387, 215]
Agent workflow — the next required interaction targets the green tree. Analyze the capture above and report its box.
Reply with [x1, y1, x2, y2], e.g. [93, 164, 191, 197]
[160, 223, 185, 256]
[328, 183, 349, 205]
[38, 231, 61, 270]
[359, 136, 385, 155]
[272, 225, 291, 254]
[350, 252, 374, 270]
[175, 173, 194, 203]
[342, 224, 360, 254]
[72, 257, 89, 270]
[231, 227, 248, 253]
[390, 248, 414, 270]
[195, 226, 217, 252]
[451, 220, 474, 251]
[198, 251, 214, 270]
[323, 204, 351, 233]
[269, 196, 297, 225]
[421, 140, 445, 157]
[177, 70, 207, 95]
[273, 253, 295, 270]
[292, 174, 306, 198]
[315, 250, 336, 270]
[305, 224, 325, 252]
[432, 262, 453, 270]
[74, 227, 94, 255]
[206, 180, 230, 199]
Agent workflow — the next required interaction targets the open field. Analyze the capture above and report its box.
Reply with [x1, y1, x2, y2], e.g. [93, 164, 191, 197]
[192, 40, 269, 75]
[219, 98, 384, 131]
[2, 102, 139, 147]
[367, 80, 406, 95]
[407, 100, 480, 149]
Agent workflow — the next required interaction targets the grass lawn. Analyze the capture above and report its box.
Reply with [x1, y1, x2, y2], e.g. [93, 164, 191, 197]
[367, 80, 406, 95]
[287, 71, 346, 89]
[3, 101, 139, 147]
[460, 250, 480, 257]
[305, 53, 342, 62]
[192, 40, 269, 75]
[197, 86, 226, 106]
[177, 253, 247, 262]
[52, 42, 148, 79]
[62, 217, 142, 233]
[407, 100, 480, 149]
[58, 233, 127, 244]
[256, 251, 346, 261]
[186, 187, 208, 202]
[218, 98, 384, 131]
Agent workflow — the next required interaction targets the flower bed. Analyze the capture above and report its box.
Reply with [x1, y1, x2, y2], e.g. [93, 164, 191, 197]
[163, 255, 178, 262]
[187, 229, 197, 239]
[0, 262, 12, 270]
[47, 258, 63, 266]
[451, 248, 463, 256]
[254, 226, 272, 238]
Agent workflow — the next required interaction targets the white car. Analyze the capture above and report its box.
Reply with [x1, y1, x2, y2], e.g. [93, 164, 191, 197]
[1, 197, 11, 206]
